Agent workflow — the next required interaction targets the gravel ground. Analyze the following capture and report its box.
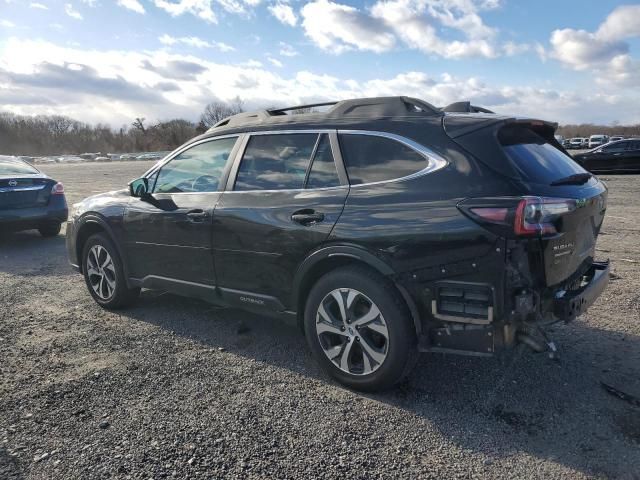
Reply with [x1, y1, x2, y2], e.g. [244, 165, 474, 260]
[1, 162, 639, 479]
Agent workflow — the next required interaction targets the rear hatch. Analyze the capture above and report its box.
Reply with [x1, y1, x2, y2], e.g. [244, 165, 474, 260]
[0, 158, 53, 210]
[446, 115, 607, 287]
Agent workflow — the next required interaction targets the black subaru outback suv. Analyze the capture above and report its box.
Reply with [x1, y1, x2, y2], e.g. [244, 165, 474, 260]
[66, 97, 609, 391]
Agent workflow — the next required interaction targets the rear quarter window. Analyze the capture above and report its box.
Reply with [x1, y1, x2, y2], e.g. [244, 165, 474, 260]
[339, 133, 427, 185]
[498, 126, 588, 184]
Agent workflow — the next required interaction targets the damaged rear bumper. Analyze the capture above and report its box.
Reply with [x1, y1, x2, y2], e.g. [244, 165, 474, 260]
[553, 261, 610, 322]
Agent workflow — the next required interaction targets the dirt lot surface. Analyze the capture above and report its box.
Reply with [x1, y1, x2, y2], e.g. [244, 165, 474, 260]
[1, 161, 639, 479]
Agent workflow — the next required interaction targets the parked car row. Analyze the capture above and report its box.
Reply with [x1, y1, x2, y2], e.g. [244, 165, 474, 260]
[560, 134, 638, 151]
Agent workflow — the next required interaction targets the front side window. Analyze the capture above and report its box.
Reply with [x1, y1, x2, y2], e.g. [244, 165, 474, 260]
[235, 133, 317, 191]
[153, 137, 237, 193]
[338, 133, 427, 185]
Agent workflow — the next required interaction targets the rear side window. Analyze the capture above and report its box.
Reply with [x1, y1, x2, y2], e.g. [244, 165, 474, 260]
[498, 126, 587, 184]
[306, 134, 340, 189]
[235, 134, 317, 191]
[339, 134, 426, 185]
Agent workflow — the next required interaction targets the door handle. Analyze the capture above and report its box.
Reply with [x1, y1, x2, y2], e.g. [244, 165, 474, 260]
[291, 209, 325, 226]
[186, 209, 210, 222]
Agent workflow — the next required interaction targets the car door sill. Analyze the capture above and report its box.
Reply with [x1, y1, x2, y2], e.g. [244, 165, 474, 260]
[128, 276, 292, 318]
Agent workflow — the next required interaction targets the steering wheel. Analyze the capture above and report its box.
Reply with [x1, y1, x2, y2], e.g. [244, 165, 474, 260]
[191, 175, 218, 192]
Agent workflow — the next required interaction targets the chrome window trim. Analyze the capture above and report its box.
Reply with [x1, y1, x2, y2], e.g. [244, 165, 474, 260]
[139, 128, 448, 195]
[337, 129, 449, 187]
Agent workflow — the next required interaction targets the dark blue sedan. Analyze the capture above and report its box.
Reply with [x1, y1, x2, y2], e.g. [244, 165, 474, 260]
[0, 157, 68, 236]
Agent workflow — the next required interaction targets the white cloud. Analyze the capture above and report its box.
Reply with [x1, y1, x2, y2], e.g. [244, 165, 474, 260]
[153, 0, 217, 23]
[269, 2, 297, 26]
[1, 38, 638, 127]
[301, 0, 395, 54]
[595, 4, 640, 42]
[241, 59, 263, 67]
[117, 0, 145, 14]
[0, 19, 15, 27]
[267, 57, 283, 68]
[279, 41, 298, 57]
[299, 0, 510, 59]
[29, 2, 48, 9]
[549, 5, 640, 87]
[151, 0, 262, 23]
[159, 34, 235, 52]
[64, 3, 83, 20]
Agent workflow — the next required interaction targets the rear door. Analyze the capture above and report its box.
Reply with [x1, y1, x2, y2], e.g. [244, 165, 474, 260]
[124, 136, 240, 289]
[212, 131, 349, 310]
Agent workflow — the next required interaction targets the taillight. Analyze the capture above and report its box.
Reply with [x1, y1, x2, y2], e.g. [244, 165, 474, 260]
[514, 197, 574, 236]
[458, 196, 575, 238]
[51, 182, 65, 195]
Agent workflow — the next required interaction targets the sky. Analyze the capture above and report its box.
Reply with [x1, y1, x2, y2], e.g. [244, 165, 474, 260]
[0, 0, 639, 127]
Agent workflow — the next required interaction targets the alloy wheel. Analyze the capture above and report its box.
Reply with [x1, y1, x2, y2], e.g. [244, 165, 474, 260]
[86, 245, 116, 300]
[315, 288, 389, 376]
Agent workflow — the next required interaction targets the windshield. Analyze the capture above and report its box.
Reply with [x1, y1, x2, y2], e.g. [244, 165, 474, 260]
[499, 126, 588, 184]
[0, 158, 39, 175]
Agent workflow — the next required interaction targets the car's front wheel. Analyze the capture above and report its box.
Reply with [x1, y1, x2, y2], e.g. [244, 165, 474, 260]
[82, 233, 140, 309]
[304, 266, 417, 391]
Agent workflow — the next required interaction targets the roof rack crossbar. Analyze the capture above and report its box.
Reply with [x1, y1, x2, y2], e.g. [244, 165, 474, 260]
[268, 101, 338, 114]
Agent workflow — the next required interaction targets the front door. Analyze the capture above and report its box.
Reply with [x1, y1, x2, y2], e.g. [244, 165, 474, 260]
[124, 136, 240, 289]
[212, 131, 349, 310]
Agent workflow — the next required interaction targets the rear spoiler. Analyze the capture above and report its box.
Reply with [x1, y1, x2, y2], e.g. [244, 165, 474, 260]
[444, 116, 568, 180]
[444, 115, 559, 139]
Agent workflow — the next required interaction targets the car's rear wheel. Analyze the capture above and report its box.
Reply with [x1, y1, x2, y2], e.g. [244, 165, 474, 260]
[82, 233, 139, 309]
[304, 266, 417, 391]
[38, 222, 61, 237]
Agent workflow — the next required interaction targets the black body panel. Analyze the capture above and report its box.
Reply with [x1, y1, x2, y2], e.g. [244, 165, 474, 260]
[212, 187, 349, 305]
[65, 96, 610, 358]
[124, 193, 220, 285]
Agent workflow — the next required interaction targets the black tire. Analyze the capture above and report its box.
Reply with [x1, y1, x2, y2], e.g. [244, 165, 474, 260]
[304, 266, 417, 391]
[38, 222, 62, 237]
[82, 233, 140, 309]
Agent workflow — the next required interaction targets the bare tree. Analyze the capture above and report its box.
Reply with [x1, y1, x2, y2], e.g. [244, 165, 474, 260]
[200, 97, 244, 128]
[132, 117, 146, 133]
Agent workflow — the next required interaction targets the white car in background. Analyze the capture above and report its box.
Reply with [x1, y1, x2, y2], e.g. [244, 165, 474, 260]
[589, 134, 609, 149]
[569, 137, 585, 149]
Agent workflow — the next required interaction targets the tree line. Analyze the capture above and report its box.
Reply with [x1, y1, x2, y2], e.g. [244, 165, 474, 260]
[1, 98, 639, 156]
[0, 97, 244, 157]
[557, 123, 640, 139]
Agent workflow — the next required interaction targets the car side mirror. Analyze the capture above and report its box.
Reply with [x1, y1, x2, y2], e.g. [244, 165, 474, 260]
[129, 177, 150, 198]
